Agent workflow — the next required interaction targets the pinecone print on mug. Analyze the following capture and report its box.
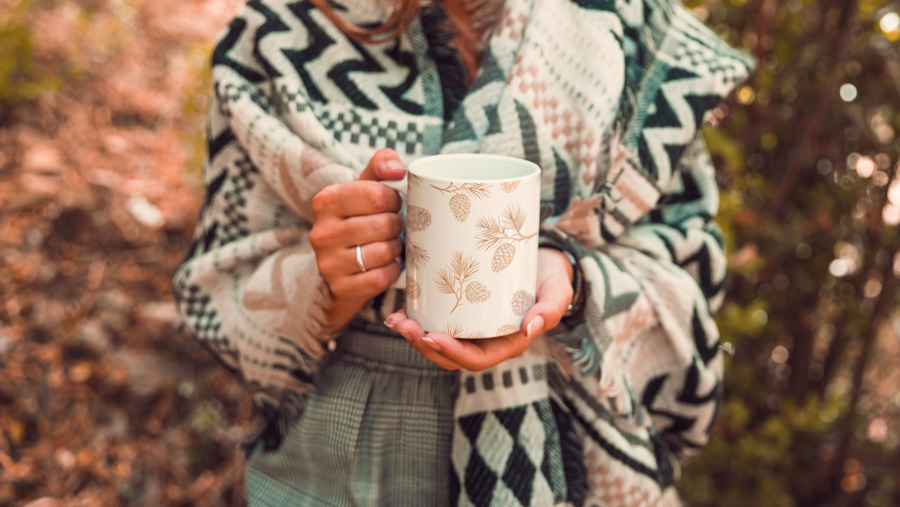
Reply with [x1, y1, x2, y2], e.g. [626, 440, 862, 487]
[475, 204, 538, 272]
[497, 323, 519, 335]
[435, 251, 487, 314]
[449, 194, 470, 222]
[431, 182, 491, 223]
[511, 290, 535, 316]
[407, 205, 432, 232]
[464, 281, 491, 303]
[500, 181, 520, 193]
[492, 243, 515, 272]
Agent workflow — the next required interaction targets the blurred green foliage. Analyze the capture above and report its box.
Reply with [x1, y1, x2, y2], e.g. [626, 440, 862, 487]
[678, 1, 900, 506]
[180, 41, 216, 182]
[0, 0, 62, 105]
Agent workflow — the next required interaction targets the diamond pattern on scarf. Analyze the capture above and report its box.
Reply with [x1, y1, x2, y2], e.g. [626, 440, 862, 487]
[496, 407, 536, 504]
[457, 402, 563, 507]
[459, 413, 498, 505]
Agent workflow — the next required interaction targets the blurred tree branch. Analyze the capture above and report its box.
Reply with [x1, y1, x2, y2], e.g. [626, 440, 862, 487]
[769, 0, 859, 214]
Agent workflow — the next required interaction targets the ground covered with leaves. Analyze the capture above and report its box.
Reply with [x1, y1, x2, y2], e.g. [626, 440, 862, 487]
[1, 0, 256, 505]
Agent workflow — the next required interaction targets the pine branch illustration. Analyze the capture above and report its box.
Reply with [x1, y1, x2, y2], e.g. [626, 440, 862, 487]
[443, 322, 465, 337]
[450, 250, 479, 280]
[463, 258, 478, 280]
[435, 268, 456, 295]
[502, 204, 526, 233]
[450, 250, 465, 276]
[442, 322, 486, 339]
[407, 240, 430, 269]
[462, 183, 491, 200]
[475, 216, 506, 251]
[445, 250, 479, 313]
[476, 207, 536, 252]
[430, 183, 453, 195]
[451, 288, 464, 313]
[429, 182, 491, 199]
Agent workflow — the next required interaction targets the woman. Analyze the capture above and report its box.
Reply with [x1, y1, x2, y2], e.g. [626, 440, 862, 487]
[173, 0, 753, 504]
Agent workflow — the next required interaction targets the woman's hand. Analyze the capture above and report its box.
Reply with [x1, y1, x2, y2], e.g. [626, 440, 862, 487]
[385, 248, 574, 371]
[310, 148, 406, 334]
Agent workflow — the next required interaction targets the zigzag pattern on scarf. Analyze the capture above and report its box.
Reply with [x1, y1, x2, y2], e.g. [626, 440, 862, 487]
[641, 304, 723, 461]
[606, 7, 752, 241]
[618, 135, 727, 307]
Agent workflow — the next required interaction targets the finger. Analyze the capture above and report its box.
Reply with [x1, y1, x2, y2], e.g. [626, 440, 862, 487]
[328, 260, 401, 299]
[422, 332, 533, 372]
[312, 212, 404, 250]
[392, 319, 461, 371]
[319, 239, 403, 279]
[358, 148, 406, 181]
[312, 181, 403, 220]
[519, 267, 574, 339]
[354, 239, 403, 272]
[384, 308, 408, 328]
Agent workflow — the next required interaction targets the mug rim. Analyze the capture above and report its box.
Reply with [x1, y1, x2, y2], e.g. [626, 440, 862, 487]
[407, 153, 540, 183]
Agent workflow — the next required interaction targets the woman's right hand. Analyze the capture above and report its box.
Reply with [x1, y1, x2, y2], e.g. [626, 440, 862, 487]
[309, 148, 407, 334]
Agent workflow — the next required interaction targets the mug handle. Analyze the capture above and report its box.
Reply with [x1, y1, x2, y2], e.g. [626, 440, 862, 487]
[380, 177, 408, 290]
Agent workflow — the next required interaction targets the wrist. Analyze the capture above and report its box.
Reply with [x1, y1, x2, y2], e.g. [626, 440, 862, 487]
[538, 234, 586, 319]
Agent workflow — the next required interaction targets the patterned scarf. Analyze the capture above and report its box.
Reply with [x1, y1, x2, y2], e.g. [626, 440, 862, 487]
[173, 0, 752, 504]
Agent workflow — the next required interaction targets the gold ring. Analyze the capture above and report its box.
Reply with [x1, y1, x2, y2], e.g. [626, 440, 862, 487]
[355, 244, 368, 273]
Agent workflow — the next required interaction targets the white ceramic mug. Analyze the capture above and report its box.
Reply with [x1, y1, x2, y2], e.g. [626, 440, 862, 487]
[401, 153, 541, 339]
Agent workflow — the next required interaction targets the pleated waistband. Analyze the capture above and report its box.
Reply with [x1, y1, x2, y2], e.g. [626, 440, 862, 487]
[335, 327, 454, 374]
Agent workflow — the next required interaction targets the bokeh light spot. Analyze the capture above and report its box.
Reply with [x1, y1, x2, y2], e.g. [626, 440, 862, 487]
[863, 278, 882, 299]
[880, 12, 900, 36]
[829, 258, 850, 277]
[752, 309, 769, 326]
[840, 83, 858, 102]
[770, 345, 789, 364]
[855, 156, 876, 178]
[867, 419, 888, 443]
[737, 85, 755, 105]
[882, 203, 900, 225]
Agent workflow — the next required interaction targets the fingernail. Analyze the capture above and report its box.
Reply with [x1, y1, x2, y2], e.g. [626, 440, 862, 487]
[526, 315, 544, 339]
[383, 319, 397, 330]
[381, 159, 405, 175]
[422, 336, 443, 352]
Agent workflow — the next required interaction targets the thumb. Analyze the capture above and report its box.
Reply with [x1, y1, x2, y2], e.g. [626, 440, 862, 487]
[358, 148, 406, 181]
[521, 272, 573, 339]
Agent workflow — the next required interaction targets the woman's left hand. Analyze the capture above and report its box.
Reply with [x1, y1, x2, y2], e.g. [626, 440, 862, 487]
[385, 248, 575, 371]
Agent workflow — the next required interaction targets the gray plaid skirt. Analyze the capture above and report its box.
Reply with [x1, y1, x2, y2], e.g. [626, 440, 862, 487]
[245, 328, 458, 506]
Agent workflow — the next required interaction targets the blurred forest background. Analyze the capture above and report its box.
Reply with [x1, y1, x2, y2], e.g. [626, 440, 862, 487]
[1, 0, 899, 505]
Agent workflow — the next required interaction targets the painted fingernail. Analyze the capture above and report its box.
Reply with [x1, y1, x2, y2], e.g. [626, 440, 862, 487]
[422, 336, 443, 352]
[526, 315, 544, 339]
